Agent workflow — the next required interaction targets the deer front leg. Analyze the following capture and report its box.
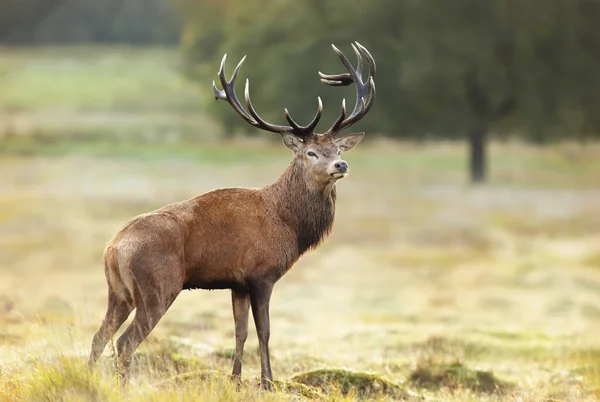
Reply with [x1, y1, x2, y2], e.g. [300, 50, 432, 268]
[231, 288, 250, 380]
[249, 282, 274, 390]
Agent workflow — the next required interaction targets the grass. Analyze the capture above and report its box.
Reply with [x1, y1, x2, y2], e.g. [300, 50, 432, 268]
[290, 368, 410, 398]
[0, 46, 202, 112]
[0, 45, 223, 146]
[409, 361, 509, 393]
[0, 143, 598, 402]
[1, 45, 600, 401]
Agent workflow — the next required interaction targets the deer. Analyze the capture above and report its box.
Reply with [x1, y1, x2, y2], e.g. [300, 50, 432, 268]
[87, 42, 376, 389]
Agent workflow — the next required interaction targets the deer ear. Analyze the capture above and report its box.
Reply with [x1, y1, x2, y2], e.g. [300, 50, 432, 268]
[280, 133, 303, 151]
[335, 133, 364, 152]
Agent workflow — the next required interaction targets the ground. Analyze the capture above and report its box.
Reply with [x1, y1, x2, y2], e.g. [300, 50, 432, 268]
[0, 46, 599, 401]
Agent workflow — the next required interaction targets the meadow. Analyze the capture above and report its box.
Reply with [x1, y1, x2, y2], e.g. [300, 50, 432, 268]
[1, 46, 600, 401]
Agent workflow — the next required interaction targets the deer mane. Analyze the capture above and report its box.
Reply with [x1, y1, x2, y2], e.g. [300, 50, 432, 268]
[265, 158, 336, 255]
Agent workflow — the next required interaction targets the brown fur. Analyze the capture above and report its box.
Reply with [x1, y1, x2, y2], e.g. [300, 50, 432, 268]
[89, 42, 375, 388]
[88, 133, 362, 388]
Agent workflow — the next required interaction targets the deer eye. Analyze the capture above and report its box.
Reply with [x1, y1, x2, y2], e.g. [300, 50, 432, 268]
[307, 151, 318, 158]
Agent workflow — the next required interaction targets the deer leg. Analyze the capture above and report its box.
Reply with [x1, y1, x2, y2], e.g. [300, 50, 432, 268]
[88, 291, 133, 371]
[249, 282, 274, 390]
[115, 288, 178, 385]
[231, 288, 250, 380]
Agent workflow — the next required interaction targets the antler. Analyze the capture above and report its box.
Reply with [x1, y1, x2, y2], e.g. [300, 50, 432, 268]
[319, 42, 376, 136]
[213, 54, 323, 139]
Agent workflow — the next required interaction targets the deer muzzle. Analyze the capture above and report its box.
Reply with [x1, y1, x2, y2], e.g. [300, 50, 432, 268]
[328, 160, 349, 179]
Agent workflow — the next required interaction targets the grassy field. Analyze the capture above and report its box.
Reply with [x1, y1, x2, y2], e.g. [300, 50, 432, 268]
[1, 46, 600, 401]
[0, 45, 221, 144]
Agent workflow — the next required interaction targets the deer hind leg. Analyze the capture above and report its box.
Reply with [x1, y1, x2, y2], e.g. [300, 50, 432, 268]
[231, 288, 250, 380]
[249, 282, 274, 390]
[115, 278, 180, 384]
[88, 290, 133, 371]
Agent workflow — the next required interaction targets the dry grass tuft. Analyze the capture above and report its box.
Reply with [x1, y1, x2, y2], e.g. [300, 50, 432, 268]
[409, 361, 510, 394]
[407, 337, 512, 394]
[290, 367, 412, 399]
[6, 355, 116, 402]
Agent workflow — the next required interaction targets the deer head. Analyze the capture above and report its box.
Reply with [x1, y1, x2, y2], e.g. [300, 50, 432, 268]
[213, 42, 376, 188]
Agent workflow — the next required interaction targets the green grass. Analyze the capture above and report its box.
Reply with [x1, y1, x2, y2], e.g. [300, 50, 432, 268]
[0, 46, 224, 147]
[289, 368, 411, 398]
[409, 361, 510, 393]
[1, 143, 598, 401]
[1, 45, 600, 401]
[2, 132, 600, 189]
[0, 132, 287, 164]
[0, 46, 202, 112]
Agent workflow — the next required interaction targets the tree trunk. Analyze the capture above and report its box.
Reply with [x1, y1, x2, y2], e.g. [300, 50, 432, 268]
[468, 120, 488, 184]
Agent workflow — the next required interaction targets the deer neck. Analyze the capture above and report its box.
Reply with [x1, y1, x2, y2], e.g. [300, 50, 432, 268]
[267, 158, 337, 255]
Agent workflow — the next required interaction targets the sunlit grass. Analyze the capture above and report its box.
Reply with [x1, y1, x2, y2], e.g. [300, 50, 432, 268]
[0, 141, 599, 400]
[1, 45, 600, 401]
[2, 320, 598, 401]
[0, 46, 201, 112]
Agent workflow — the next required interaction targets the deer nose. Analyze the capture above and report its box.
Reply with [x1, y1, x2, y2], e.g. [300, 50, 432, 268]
[334, 161, 348, 173]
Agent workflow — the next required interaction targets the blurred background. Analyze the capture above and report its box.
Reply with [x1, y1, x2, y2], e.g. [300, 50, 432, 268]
[1, 0, 600, 400]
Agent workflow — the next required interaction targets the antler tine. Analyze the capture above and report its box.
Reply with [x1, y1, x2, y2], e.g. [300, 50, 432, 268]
[284, 108, 303, 132]
[318, 45, 354, 86]
[318, 71, 353, 86]
[338, 44, 363, 117]
[327, 98, 347, 136]
[214, 54, 259, 127]
[364, 76, 376, 113]
[230, 54, 246, 83]
[285, 96, 323, 137]
[337, 77, 377, 132]
[305, 96, 323, 133]
[243, 79, 291, 133]
[214, 53, 322, 138]
[351, 43, 363, 81]
[355, 41, 377, 78]
[322, 42, 377, 135]
[213, 54, 229, 100]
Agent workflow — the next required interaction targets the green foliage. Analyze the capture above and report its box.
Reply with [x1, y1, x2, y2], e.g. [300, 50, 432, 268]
[1, 0, 180, 44]
[177, 0, 600, 141]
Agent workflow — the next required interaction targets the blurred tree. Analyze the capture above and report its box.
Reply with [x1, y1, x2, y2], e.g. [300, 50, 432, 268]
[176, 0, 600, 181]
[176, 0, 387, 138]
[0, 0, 62, 41]
[0, 0, 180, 44]
[5, 0, 598, 181]
[401, 0, 519, 182]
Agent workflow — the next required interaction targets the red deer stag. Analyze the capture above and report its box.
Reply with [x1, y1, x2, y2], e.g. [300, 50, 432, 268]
[88, 42, 376, 388]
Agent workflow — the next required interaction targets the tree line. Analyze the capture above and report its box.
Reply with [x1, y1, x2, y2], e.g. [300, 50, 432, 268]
[176, 0, 600, 182]
[3, 0, 599, 182]
[0, 0, 179, 44]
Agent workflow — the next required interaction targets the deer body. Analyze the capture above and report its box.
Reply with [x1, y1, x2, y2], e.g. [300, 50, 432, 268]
[107, 157, 336, 298]
[88, 42, 376, 388]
